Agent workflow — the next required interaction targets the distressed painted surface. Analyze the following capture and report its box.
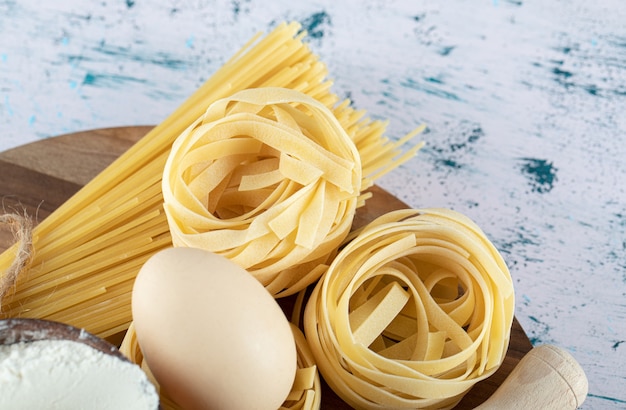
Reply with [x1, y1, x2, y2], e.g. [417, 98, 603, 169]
[1, 1, 625, 407]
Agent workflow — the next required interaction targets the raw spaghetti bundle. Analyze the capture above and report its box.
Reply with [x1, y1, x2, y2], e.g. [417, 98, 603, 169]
[303, 209, 515, 409]
[163, 87, 363, 297]
[0, 22, 422, 338]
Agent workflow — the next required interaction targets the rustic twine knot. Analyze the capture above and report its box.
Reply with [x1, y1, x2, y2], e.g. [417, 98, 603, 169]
[0, 211, 34, 307]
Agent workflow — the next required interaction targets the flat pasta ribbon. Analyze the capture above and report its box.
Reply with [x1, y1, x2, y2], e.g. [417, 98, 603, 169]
[303, 208, 515, 409]
[162, 87, 362, 297]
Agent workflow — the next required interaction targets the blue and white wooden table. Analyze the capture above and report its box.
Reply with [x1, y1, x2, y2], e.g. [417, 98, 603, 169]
[1, 1, 624, 408]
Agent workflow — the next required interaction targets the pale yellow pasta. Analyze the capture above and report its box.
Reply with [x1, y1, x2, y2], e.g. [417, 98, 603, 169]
[303, 208, 515, 410]
[162, 87, 362, 298]
[280, 323, 322, 410]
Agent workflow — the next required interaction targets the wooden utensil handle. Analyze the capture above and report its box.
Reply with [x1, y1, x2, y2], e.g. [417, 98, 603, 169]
[476, 345, 588, 409]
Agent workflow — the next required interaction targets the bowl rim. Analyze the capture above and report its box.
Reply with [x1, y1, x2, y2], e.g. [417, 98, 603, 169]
[0, 318, 129, 361]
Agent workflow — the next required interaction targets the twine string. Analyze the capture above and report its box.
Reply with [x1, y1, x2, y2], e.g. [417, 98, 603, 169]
[0, 212, 34, 307]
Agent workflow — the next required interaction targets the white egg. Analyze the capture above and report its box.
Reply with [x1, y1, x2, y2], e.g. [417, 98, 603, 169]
[132, 247, 297, 410]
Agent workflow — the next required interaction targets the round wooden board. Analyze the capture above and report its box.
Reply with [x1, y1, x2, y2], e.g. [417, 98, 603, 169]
[0, 126, 532, 409]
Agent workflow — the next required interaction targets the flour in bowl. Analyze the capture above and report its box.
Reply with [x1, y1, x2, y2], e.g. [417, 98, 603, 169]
[0, 339, 159, 409]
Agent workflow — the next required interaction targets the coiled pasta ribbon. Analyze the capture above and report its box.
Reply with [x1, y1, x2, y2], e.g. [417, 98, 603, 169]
[281, 323, 322, 410]
[303, 209, 515, 409]
[162, 87, 362, 297]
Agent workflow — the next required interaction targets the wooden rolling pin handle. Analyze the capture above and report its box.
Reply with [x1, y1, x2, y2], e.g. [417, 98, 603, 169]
[475, 345, 588, 410]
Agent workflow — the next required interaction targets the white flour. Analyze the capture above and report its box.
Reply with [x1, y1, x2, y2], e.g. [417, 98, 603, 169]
[0, 339, 159, 409]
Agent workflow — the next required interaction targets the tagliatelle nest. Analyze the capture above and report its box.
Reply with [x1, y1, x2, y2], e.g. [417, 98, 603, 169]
[162, 87, 363, 297]
[303, 208, 515, 410]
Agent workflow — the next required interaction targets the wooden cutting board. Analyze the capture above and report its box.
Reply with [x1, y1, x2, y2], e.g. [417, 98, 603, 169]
[0, 126, 533, 409]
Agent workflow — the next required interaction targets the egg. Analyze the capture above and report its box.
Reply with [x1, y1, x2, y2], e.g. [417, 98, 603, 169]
[131, 247, 297, 410]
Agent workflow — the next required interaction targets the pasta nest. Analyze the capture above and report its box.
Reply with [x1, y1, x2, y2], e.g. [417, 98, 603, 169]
[303, 209, 515, 410]
[162, 87, 362, 297]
